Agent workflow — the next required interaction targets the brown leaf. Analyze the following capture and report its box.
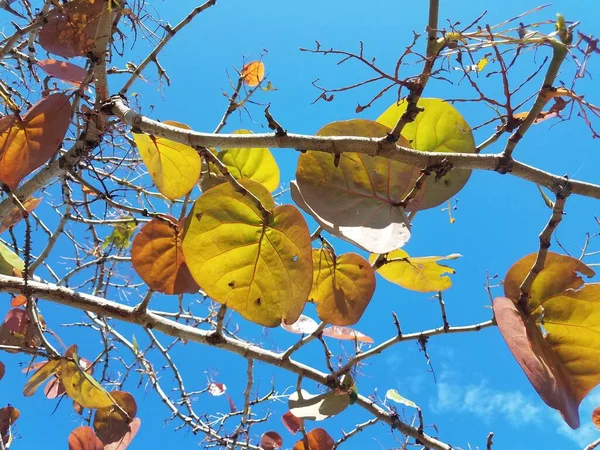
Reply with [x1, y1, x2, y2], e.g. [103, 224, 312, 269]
[0, 93, 71, 189]
[593, 406, 600, 429]
[94, 391, 137, 446]
[260, 431, 283, 450]
[38, 59, 87, 85]
[131, 216, 199, 295]
[292, 428, 334, 450]
[0, 197, 42, 233]
[0, 406, 19, 445]
[0, 361, 4, 381]
[68, 426, 104, 450]
[281, 411, 301, 434]
[103, 417, 141, 450]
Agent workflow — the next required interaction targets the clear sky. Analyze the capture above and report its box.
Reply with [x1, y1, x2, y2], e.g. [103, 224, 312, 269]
[3, 0, 600, 449]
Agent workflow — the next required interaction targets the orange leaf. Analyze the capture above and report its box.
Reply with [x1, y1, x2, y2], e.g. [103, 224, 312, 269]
[0, 406, 19, 445]
[322, 326, 373, 344]
[38, 59, 87, 86]
[0, 94, 71, 189]
[593, 406, 600, 429]
[9, 295, 27, 307]
[131, 216, 199, 295]
[39, 0, 107, 58]
[241, 61, 265, 87]
[292, 428, 334, 450]
[0, 197, 42, 233]
[68, 426, 103, 450]
[281, 411, 301, 434]
[260, 431, 283, 450]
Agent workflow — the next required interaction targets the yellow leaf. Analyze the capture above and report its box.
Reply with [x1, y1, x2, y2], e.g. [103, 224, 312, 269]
[310, 248, 375, 326]
[217, 130, 279, 192]
[476, 56, 489, 72]
[60, 360, 114, 409]
[23, 359, 61, 397]
[133, 121, 201, 200]
[182, 180, 312, 327]
[370, 250, 459, 292]
[241, 61, 265, 87]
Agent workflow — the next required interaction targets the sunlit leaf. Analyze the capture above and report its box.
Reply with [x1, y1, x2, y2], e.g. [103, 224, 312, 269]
[133, 121, 201, 200]
[241, 61, 265, 87]
[369, 250, 460, 292]
[0, 242, 24, 276]
[294, 119, 419, 253]
[322, 326, 373, 344]
[377, 98, 475, 209]
[216, 129, 280, 192]
[182, 180, 312, 327]
[67, 426, 103, 450]
[93, 391, 137, 446]
[131, 216, 199, 294]
[281, 314, 319, 335]
[38, 59, 87, 85]
[39, 0, 107, 58]
[0, 197, 42, 233]
[60, 360, 114, 409]
[386, 389, 418, 408]
[103, 221, 137, 250]
[310, 248, 375, 326]
[0, 93, 71, 189]
[496, 252, 600, 429]
[208, 382, 227, 396]
[281, 411, 301, 434]
[288, 389, 349, 421]
[10, 295, 27, 307]
[260, 431, 283, 450]
[291, 428, 334, 450]
[23, 359, 61, 397]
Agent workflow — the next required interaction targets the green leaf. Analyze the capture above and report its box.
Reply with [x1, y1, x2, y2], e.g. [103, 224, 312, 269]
[377, 98, 475, 209]
[0, 242, 24, 275]
[103, 221, 137, 250]
[386, 389, 418, 408]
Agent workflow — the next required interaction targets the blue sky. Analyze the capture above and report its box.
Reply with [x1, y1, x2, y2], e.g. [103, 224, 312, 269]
[3, 0, 600, 449]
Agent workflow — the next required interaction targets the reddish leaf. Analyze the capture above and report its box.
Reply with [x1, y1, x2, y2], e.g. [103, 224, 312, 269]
[281, 411, 301, 434]
[44, 376, 66, 399]
[38, 60, 87, 85]
[0, 362, 4, 381]
[103, 417, 141, 450]
[260, 431, 283, 450]
[10, 295, 27, 307]
[0, 197, 42, 233]
[292, 428, 334, 450]
[0, 406, 19, 445]
[0, 93, 72, 189]
[493, 296, 579, 428]
[39, 0, 107, 58]
[94, 391, 137, 446]
[593, 406, 600, 429]
[322, 326, 373, 344]
[131, 216, 199, 295]
[225, 393, 237, 413]
[208, 382, 226, 396]
[68, 426, 103, 450]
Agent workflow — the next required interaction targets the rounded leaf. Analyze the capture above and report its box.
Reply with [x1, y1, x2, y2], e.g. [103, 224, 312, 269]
[68, 426, 103, 450]
[294, 119, 418, 253]
[0, 406, 19, 444]
[103, 417, 141, 450]
[133, 121, 201, 200]
[93, 391, 137, 446]
[593, 406, 600, 429]
[260, 431, 283, 450]
[281, 411, 301, 434]
[311, 249, 375, 326]
[377, 98, 475, 209]
[182, 180, 313, 327]
[132, 216, 199, 294]
[292, 428, 334, 450]
[0, 197, 42, 233]
[241, 61, 265, 87]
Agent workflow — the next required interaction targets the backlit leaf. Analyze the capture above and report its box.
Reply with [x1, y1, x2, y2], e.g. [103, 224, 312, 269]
[370, 250, 459, 292]
[496, 252, 600, 429]
[93, 391, 137, 446]
[38, 59, 87, 85]
[10, 295, 26, 307]
[294, 119, 419, 253]
[39, 0, 107, 58]
[182, 180, 312, 327]
[0, 93, 71, 189]
[292, 428, 334, 450]
[241, 61, 265, 87]
[322, 326, 373, 344]
[0, 242, 24, 276]
[103, 418, 140, 450]
[281, 411, 301, 434]
[289, 389, 350, 421]
[386, 389, 418, 408]
[23, 359, 61, 397]
[593, 407, 600, 429]
[67, 426, 103, 450]
[377, 98, 475, 209]
[0, 406, 19, 445]
[281, 314, 319, 335]
[310, 248, 375, 326]
[60, 360, 114, 409]
[0, 197, 42, 233]
[217, 129, 279, 192]
[131, 216, 199, 294]
[103, 221, 137, 250]
[260, 431, 283, 450]
[133, 121, 201, 200]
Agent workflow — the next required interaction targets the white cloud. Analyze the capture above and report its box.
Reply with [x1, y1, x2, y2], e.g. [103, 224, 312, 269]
[431, 371, 542, 427]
